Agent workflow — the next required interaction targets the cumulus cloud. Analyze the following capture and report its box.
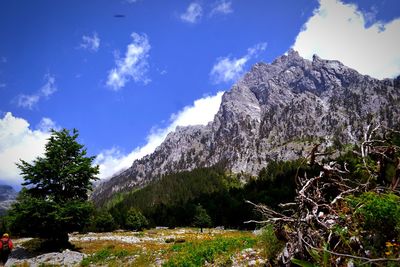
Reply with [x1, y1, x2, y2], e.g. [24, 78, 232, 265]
[80, 32, 100, 52]
[0, 113, 55, 185]
[210, 0, 233, 17]
[95, 91, 224, 179]
[16, 73, 57, 109]
[210, 42, 267, 84]
[292, 0, 400, 79]
[106, 32, 151, 91]
[180, 2, 203, 23]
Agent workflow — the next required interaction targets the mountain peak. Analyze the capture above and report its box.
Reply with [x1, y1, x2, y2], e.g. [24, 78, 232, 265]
[91, 52, 400, 206]
[287, 48, 301, 58]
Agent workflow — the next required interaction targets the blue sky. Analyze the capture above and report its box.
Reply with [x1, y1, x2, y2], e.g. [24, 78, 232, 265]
[0, 0, 399, 188]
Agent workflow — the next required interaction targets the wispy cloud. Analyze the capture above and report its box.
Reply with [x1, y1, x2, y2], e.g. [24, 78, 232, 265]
[210, 42, 267, 84]
[36, 117, 59, 132]
[80, 32, 100, 52]
[0, 83, 6, 88]
[40, 73, 57, 97]
[1, 57, 6, 63]
[0, 112, 57, 186]
[180, 2, 203, 23]
[210, 0, 233, 17]
[95, 91, 224, 179]
[17, 94, 40, 109]
[106, 32, 151, 91]
[292, 0, 400, 79]
[16, 73, 57, 109]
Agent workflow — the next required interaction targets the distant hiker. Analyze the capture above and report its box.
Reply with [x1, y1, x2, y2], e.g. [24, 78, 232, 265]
[0, 233, 13, 266]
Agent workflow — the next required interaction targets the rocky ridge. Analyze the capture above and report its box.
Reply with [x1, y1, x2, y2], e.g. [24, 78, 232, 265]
[0, 185, 17, 215]
[92, 50, 400, 205]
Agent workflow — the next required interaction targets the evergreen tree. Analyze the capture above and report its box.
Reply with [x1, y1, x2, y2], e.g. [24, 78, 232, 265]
[193, 204, 212, 233]
[125, 208, 148, 231]
[91, 211, 117, 232]
[8, 129, 99, 243]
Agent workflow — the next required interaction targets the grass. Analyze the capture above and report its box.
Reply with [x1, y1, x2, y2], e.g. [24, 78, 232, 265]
[80, 244, 133, 267]
[163, 236, 256, 267]
[71, 228, 257, 266]
[257, 224, 284, 261]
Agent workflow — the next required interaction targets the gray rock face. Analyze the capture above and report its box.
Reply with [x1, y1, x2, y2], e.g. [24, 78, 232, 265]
[0, 185, 17, 215]
[92, 50, 400, 206]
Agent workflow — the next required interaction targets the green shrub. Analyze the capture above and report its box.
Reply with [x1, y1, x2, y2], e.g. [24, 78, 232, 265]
[347, 192, 400, 252]
[125, 208, 148, 231]
[258, 224, 284, 261]
[91, 211, 117, 232]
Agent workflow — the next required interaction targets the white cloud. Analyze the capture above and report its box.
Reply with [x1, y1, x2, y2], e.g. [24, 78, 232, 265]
[16, 73, 57, 109]
[36, 117, 59, 132]
[40, 73, 57, 97]
[292, 0, 400, 79]
[0, 112, 54, 185]
[180, 2, 203, 23]
[106, 32, 151, 91]
[0, 83, 6, 88]
[95, 91, 224, 179]
[80, 32, 100, 52]
[210, 42, 267, 84]
[210, 0, 233, 17]
[17, 94, 40, 109]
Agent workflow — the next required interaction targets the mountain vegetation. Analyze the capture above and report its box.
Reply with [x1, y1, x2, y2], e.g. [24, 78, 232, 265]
[102, 159, 306, 231]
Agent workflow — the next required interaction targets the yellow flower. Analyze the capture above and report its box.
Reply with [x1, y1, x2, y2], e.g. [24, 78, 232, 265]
[385, 251, 391, 256]
[386, 242, 394, 247]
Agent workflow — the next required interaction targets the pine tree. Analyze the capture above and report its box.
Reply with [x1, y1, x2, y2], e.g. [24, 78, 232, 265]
[193, 204, 212, 233]
[125, 208, 148, 231]
[8, 129, 99, 243]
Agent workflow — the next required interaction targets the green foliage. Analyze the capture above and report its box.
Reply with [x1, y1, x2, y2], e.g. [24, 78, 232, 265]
[192, 204, 212, 232]
[8, 189, 94, 240]
[7, 129, 99, 241]
[107, 159, 304, 230]
[258, 224, 284, 262]
[347, 192, 400, 250]
[109, 166, 248, 229]
[305, 244, 330, 267]
[125, 208, 148, 231]
[90, 210, 117, 232]
[80, 245, 129, 267]
[164, 236, 256, 267]
[17, 129, 99, 202]
[291, 258, 316, 267]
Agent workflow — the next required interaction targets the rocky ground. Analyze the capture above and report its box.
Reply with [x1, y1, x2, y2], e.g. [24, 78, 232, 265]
[4, 228, 266, 267]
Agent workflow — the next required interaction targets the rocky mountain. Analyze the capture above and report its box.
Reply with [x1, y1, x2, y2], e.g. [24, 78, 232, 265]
[92, 50, 400, 206]
[0, 185, 17, 215]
